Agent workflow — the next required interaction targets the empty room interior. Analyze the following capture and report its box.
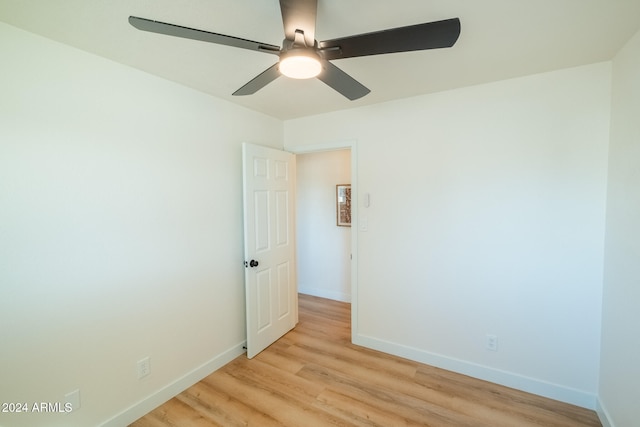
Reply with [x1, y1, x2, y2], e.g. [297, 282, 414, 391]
[1, 1, 639, 426]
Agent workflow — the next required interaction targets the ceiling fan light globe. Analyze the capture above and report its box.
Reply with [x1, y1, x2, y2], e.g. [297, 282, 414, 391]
[279, 52, 322, 79]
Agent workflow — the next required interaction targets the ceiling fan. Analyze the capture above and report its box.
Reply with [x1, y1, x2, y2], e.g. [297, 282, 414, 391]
[129, 0, 461, 100]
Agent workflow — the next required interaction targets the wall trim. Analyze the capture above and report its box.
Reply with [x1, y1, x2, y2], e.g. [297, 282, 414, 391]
[99, 342, 246, 427]
[354, 333, 597, 410]
[596, 397, 615, 427]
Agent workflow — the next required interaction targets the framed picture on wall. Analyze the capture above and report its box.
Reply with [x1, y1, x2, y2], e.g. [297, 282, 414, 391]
[336, 184, 351, 227]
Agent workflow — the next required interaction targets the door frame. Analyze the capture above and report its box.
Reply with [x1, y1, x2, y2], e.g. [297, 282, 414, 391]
[288, 140, 358, 343]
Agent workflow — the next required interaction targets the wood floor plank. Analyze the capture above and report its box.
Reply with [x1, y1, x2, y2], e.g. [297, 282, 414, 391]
[182, 379, 283, 427]
[413, 367, 601, 427]
[253, 345, 305, 374]
[130, 294, 601, 427]
[204, 370, 352, 427]
[146, 396, 224, 427]
[297, 362, 483, 427]
[315, 388, 419, 427]
[283, 329, 418, 378]
[223, 356, 324, 405]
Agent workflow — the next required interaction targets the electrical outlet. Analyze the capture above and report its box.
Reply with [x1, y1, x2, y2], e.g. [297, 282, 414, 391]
[486, 334, 498, 351]
[137, 357, 150, 379]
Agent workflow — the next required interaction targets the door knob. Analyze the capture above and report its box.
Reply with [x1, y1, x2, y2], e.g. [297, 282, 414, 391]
[249, 260, 259, 267]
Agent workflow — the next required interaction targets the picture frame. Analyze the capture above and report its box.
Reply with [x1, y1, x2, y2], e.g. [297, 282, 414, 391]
[336, 184, 351, 227]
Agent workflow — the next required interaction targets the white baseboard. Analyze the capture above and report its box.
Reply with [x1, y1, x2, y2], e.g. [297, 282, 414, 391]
[99, 342, 246, 427]
[299, 287, 350, 303]
[354, 333, 597, 410]
[596, 397, 615, 427]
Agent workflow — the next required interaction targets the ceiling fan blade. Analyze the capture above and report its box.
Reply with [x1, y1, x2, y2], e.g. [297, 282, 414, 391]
[316, 61, 370, 100]
[279, 0, 317, 46]
[233, 63, 281, 96]
[319, 18, 461, 60]
[129, 16, 281, 55]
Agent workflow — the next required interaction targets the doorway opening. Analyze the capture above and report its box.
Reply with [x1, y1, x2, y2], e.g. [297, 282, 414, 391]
[289, 141, 358, 341]
[296, 150, 351, 302]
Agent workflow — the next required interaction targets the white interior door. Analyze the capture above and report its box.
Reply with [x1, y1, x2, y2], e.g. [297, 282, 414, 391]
[242, 143, 298, 358]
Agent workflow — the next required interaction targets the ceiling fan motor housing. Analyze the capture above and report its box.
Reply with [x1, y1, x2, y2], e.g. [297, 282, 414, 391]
[279, 46, 322, 79]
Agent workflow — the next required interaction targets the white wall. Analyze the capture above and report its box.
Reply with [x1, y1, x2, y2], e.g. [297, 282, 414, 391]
[284, 63, 611, 408]
[296, 150, 351, 302]
[0, 23, 282, 427]
[599, 29, 640, 427]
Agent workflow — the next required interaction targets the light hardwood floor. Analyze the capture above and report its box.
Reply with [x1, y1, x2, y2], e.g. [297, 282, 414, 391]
[130, 294, 601, 427]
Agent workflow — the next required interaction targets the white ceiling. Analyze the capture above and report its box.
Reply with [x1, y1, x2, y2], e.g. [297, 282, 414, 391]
[1, 0, 639, 120]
